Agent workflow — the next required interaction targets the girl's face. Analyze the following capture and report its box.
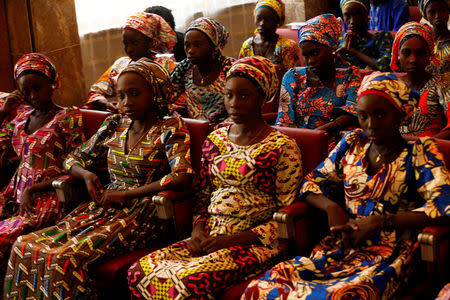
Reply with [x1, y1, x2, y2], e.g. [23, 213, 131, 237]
[254, 7, 279, 37]
[184, 29, 215, 65]
[17, 73, 53, 110]
[342, 3, 368, 34]
[117, 72, 154, 121]
[224, 76, 264, 124]
[122, 29, 151, 61]
[398, 36, 430, 74]
[300, 41, 334, 74]
[357, 94, 403, 145]
[425, 1, 449, 30]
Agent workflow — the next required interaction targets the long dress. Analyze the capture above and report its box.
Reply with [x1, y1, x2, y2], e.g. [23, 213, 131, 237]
[86, 55, 176, 105]
[169, 57, 235, 123]
[243, 129, 450, 299]
[3, 115, 193, 299]
[0, 106, 84, 287]
[403, 73, 450, 137]
[239, 35, 301, 73]
[127, 126, 302, 299]
[336, 31, 393, 72]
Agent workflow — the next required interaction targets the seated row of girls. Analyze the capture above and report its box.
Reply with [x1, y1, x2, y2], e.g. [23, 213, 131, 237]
[243, 71, 450, 299]
[3, 56, 195, 298]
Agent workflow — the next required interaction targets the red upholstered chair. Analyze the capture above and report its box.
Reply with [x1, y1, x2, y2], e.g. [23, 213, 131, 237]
[217, 127, 329, 300]
[409, 6, 422, 22]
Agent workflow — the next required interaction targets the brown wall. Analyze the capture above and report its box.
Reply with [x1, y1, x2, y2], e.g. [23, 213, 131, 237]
[5, 0, 85, 107]
[0, 0, 14, 92]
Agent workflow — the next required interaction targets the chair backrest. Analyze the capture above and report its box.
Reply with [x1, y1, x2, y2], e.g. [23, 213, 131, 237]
[181, 118, 211, 173]
[409, 6, 422, 22]
[80, 109, 112, 139]
[275, 126, 329, 175]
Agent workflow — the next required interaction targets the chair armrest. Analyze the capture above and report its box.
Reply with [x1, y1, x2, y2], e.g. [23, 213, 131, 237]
[52, 175, 75, 203]
[273, 202, 309, 239]
[418, 225, 450, 263]
[152, 189, 192, 220]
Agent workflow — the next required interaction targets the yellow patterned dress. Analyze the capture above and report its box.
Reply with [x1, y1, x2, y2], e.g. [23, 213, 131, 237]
[127, 126, 302, 299]
[3, 115, 193, 299]
[243, 128, 450, 299]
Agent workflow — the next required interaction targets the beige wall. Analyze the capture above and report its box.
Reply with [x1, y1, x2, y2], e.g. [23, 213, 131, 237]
[5, 0, 86, 107]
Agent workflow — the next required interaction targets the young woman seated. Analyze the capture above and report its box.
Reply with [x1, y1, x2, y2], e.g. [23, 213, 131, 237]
[419, 0, 450, 73]
[244, 72, 450, 299]
[239, 0, 300, 74]
[275, 14, 362, 147]
[391, 22, 450, 139]
[84, 12, 177, 112]
[336, 0, 393, 71]
[128, 56, 303, 299]
[170, 17, 235, 123]
[0, 53, 84, 288]
[4, 58, 194, 299]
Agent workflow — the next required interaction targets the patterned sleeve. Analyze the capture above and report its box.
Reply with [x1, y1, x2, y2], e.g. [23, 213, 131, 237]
[439, 74, 450, 132]
[374, 32, 393, 72]
[300, 129, 362, 198]
[336, 66, 362, 117]
[192, 135, 215, 226]
[158, 117, 195, 187]
[0, 109, 17, 164]
[251, 138, 303, 247]
[275, 67, 303, 127]
[170, 58, 190, 108]
[87, 57, 129, 103]
[281, 38, 301, 71]
[239, 38, 253, 59]
[55, 107, 85, 155]
[413, 138, 450, 218]
[154, 56, 176, 74]
[64, 114, 121, 171]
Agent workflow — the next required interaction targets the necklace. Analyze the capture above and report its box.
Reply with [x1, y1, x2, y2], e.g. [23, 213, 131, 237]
[231, 124, 271, 146]
[126, 128, 149, 153]
[370, 141, 405, 164]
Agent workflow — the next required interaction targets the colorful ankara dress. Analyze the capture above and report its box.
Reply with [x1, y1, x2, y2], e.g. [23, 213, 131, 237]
[403, 73, 450, 137]
[127, 126, 302, 299]
[3, 115, 193, 299]
[275, 66, 361, 128]
[170, 57, 234, 123]
[337, 31, 393, 71]
[0, 106, 83, 284]
[243, 128, 450, 299]
[86, 12, 177, 106]
[87, 55, 175, 105]
[239, 36, 300, 73]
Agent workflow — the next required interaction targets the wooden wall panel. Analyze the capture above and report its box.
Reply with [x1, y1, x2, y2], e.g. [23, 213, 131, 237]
[0, 0, 14, 92]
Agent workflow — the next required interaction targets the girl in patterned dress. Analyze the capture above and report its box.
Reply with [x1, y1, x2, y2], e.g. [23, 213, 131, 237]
[239, 0, 300, 74]
[243, 72, 450, 299]
[127, 56, 302, 299]
[0, 53, 85, 288]
[84, 12, 177, 112]
[336, 0, 393, 72]
[3, 58, 194, 299]
[170, 17, 235, 123]
[419, 0, 450, 73]
[391, 22, 450, 139]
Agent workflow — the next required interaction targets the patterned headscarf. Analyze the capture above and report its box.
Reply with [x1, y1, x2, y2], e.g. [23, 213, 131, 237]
[298, 14, 342, 50]
[418, 0, 449, 17]
[118, 57, 171, 118]
[186, 17, 230, 51]
[227, 56, 279, 102]
[357, 72, 419, 119]
[340, 0, 370, 12]
[390, 22, 435, 72]
[254, 0, 285, 26]
[14, 53, 60, 89]
[124, 12, 177, 54]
